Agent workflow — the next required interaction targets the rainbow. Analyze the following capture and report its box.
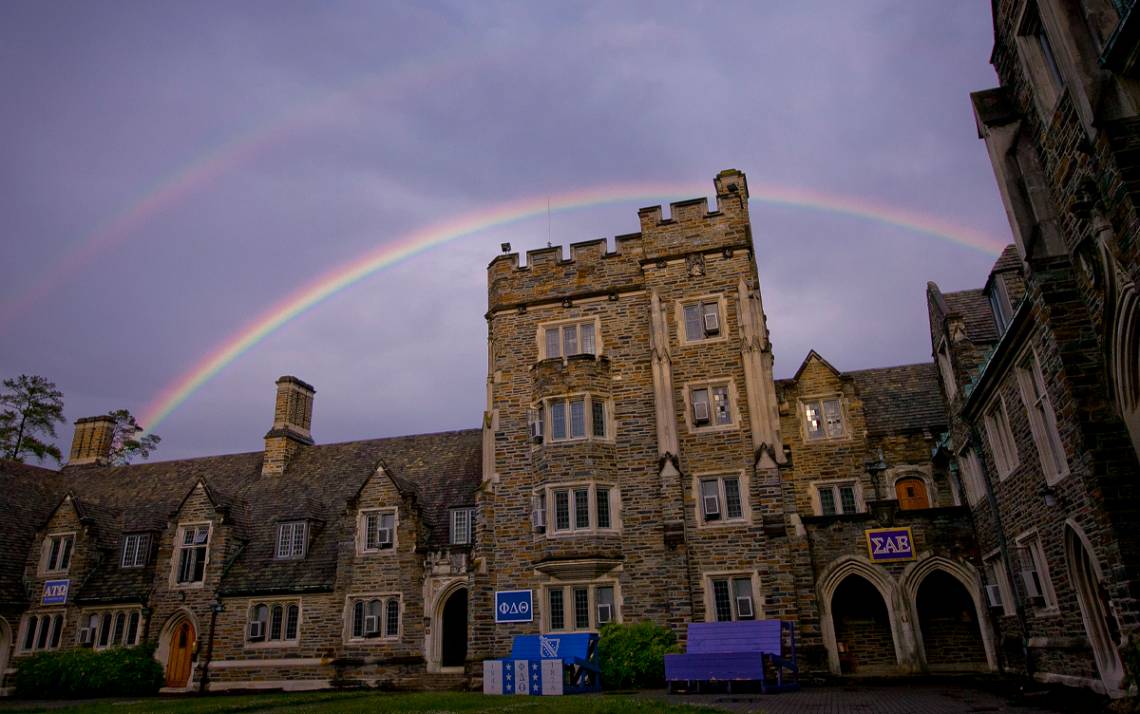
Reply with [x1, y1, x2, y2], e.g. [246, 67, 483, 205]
[137, 182, 1006, 432]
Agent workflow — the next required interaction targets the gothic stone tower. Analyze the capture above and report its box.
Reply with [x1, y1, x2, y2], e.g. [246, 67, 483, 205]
[472, 170, 795, 659]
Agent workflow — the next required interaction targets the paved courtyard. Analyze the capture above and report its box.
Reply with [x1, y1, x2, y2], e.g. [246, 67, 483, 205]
[658, 681, 1110, 713]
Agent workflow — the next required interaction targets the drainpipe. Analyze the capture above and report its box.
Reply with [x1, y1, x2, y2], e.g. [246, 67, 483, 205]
[198, 600, 222, 694]
[969, 426, 1035, 680]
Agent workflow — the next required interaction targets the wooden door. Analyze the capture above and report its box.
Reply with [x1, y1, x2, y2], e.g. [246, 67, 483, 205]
[896, 477, 929, 510]
[165, 621, 195, 688]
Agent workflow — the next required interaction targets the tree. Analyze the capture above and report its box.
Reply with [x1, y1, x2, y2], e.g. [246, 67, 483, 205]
[106, 409, 160, 465]
[0, 374, 65, 463]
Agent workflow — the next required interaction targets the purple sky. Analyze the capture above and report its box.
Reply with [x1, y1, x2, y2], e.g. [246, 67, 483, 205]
[0, 1, 1008, 462]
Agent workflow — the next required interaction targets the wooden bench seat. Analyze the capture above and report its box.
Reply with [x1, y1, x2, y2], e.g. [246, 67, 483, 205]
[665, 620, 799, 694]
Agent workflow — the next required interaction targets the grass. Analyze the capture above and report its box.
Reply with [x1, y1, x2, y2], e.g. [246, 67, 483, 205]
[0, 690, 718, 714]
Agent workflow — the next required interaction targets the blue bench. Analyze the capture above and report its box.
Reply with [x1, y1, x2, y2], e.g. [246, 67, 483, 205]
[483, 633, 601, 695]
[665, 620, 799, 694]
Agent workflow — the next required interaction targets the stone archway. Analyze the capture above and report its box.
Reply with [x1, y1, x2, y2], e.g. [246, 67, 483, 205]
[154, 610, 200, 689]
[915, 571, 987, 671]
[440, 588, 468, 669]
[817, 556, 907, 674]
[832, 575, 897, 674]
[900, 555, 996, 672]
[1065, 521, 1124, 695]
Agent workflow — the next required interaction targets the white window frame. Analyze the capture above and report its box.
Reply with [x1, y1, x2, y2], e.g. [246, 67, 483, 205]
[984, 394, 1020, 480]
[1016, 348, 1069, 484]
[675, 294, 729, 346]
[541, 393, 611, 443]
[344, 593, 402, 643]
[357, 509, 397, 555]
[703, 572, 761, 623]
[275, 521, 307, 560]
[40, 532, 76, 575]
[77, 608, 144, 650]
[120, 533, 151, 569]
[983, 549, 1017, 618]
[543, 580, 620, 633]
[800, 395, 847, 441]
[692, 471, 750, 527]
[450, 507, 475, 545]
[988, 276, 1014, 335]
[544, 482, 620, 537]
[18, 612, 65, 653]
[1015, 530, 1060, 615]
[810, 479, 864, 516]
[957, 448, 987, 507]
[171, 522, 212, 588]
[538, 317, 602, 360]
[682, 378, 738, 433]
[245, 599, 302, 648]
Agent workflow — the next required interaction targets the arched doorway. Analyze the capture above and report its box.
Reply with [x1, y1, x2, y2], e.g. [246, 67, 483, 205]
[165, 619, 196, 688]
[915, 570, 986, 671]
[440, 588, 468, 669]
[831, 575, 896, 674]
[1066, 523, 1124, 693]
[895, 477, 930, 510]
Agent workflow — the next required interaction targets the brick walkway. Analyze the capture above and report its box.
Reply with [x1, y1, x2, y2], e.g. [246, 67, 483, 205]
[656, 681, 1109, 713]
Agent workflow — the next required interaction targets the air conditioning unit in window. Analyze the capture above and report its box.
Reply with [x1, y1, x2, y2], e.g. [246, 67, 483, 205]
[1021, 570, 1043, 599]
[693, 402, 710, 423]
[736, 596, 754, 619]
[78, 627, 95, 646]
[531, 504, 546, 531]
[378, 528, 392, 547]
[248, 621, 265, 641]
[985, 584, 1004, 608]
[703, 495, 720, 517]
[597, 603, 613, 625]
[364, 615, 380, 636]
[703, 311, 720, 335]
[530, 419, 544, 443]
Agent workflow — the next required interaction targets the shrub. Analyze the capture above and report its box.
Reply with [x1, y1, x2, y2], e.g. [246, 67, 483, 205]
[13, 642, 164, 698]
[598, 621, 679, 690]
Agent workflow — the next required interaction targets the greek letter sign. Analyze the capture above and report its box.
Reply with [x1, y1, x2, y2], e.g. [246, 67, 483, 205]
[42, 579, 70, 605]
[865, 527, 915, 562]
[495, 590, 533, 623]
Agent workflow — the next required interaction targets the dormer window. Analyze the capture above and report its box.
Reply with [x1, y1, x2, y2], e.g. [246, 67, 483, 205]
[120, 533, 151, 568]
[359, 509, 395, 553]
[174, 524, 210, 585]
[275, 521, 307, 560]
[988, 276, 1013, 334]
[42, 533, 74, 574]
[450, 508, 475, 545]
[802, 397, 845, 440]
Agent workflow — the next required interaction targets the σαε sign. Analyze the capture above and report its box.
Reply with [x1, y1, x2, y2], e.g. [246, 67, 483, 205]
[865, 527, 915, 562]
[495, 590, 533, 623]
[42, 579, 70, 605]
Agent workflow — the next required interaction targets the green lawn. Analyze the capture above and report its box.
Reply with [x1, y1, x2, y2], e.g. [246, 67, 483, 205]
[1, 690, 718, 714]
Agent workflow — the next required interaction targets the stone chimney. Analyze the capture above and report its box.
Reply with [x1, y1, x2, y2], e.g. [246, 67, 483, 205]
[262, 376, 315, 476]
[69, 415, 116, 466]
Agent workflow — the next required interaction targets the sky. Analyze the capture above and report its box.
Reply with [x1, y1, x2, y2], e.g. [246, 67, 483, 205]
[0, 1, 1010, 463]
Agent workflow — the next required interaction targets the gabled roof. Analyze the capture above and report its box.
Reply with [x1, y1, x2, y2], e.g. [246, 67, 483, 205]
[848, 363, 947, 437]
[790, 349, 845, 383]
[0, 460, 64, 605]
[942, 289, 999, 343]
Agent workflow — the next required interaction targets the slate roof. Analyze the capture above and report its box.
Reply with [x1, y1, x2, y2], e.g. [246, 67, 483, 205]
[0, 428, 482, 602]
[848, 363, 947, 437]
[942, 289, 999, 343]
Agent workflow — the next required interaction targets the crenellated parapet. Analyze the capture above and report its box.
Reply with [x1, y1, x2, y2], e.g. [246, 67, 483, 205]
[487, 170, 753, 311]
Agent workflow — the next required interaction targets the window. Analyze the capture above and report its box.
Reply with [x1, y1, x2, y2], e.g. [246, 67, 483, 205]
[546, 484, 617, 535]
[275, 521, 306, 559]
[984, 396, 1020, 479]
[681, 299, 723, 343]
[937, 341, 958, 401]
[984, 551, 1016, 617]
[247, 601, 301, 644]
[174, 524, 210, 585]
[1016, 533, 1058, 613]
[545, 394, 608, 442]
[957, 448, 987, 506]
[20, 613, 64, 652]
[542, 320, 598, 359]
[545, 583, 618, 631]
[78, 609, 142, 649]
[42, 533, 74, 574]
[802, 397, 845, 440]
[1017, 350, 1068, 483]
[814, 481, 860, 516]
[120, 533, 150, 568]
[698, 475, 745, 524]
[359, 510, 396, 553]
[708, 575, 758, 622]
[347, 595, 400, 640]
[988, 277, 1014, 334]
[688, 382, 733, 428]
[1017, 1, 1064, 117]
[450, 507, 475, 545]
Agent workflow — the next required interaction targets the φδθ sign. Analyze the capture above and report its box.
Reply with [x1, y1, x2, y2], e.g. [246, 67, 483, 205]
[495, 590, 533, 623]
[865, 527, 915, 562]
[42, 579, 70, 605]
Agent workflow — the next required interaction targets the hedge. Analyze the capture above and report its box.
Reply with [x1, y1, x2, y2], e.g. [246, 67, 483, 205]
[12, 642, 165, 698]
[597, 621, 680, 690]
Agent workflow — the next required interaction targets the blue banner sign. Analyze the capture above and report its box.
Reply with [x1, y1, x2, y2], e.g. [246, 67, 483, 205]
[865, 527, 915, 562]
[495, 589, 533, 623]
[42, 579, 70, 605]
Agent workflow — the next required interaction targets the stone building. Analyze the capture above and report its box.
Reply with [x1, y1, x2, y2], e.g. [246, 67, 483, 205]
[0, 170, 1016, 693]
[930, 0, 1140, 697]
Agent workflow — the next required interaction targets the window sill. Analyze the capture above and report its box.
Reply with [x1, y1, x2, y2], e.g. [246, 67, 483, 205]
[688, 423, 738, 434]
[546, 529, 620, 539]
[696, 518, 750, 529]
[245, 640, 301, 650]
[172, 581, 207, 590]
[345, 636, 400, 644]
[678, 334, 729, 348]
[357, 548, 397, 556]
[1031, 605, 1062, 619]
